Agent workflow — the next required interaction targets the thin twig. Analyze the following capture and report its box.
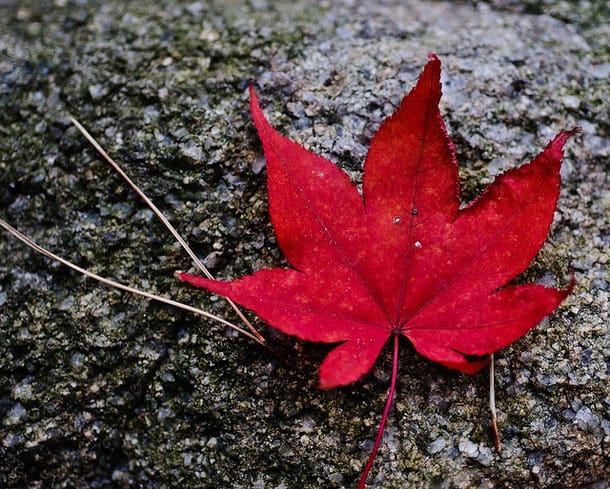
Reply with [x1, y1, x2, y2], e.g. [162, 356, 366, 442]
[489, 353, 502, 453]
[0, 219, 265, 346]
[69, 117, 266, 345]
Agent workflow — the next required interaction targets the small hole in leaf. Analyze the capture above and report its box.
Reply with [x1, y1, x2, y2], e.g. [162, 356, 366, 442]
[393, 216, 401, 224]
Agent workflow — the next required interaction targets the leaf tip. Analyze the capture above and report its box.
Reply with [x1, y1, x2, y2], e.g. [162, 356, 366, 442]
[426, 53, 442, 73]
[249, 83, 260, 112]
[317, 373, 355, 390]
[546, 126, 581, 160]
[175, 271, 204, 286]
[249, 80, 274, 141]
[317, 365, 348, 390]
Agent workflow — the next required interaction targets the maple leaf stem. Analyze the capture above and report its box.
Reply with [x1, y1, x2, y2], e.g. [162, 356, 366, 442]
[489, 353, 502, 453]
[69, 117, 266, 346]
[358, 334, 399, 489]
[0, 219, 265, 346]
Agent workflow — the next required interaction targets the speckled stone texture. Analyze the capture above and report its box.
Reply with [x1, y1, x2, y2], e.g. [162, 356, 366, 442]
[0, 1, 608, 488]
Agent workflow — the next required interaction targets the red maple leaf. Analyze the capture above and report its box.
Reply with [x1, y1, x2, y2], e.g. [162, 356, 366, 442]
[179, 54, 577, 486]
[180, 53, 576, 387]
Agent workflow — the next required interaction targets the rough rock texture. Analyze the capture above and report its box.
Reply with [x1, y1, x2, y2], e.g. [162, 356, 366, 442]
[0, 1, 607, 488]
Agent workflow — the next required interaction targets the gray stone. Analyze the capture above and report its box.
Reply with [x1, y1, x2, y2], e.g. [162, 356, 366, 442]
[0, 1, 608, 488]
[575, 406, 601, 433]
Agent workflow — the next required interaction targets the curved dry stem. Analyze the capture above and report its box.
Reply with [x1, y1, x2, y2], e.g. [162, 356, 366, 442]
[358, 334, 399, 489]
[0, 219, 265, 346]
[489, 353, 502, 453]
[70, 117, 265, 345]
